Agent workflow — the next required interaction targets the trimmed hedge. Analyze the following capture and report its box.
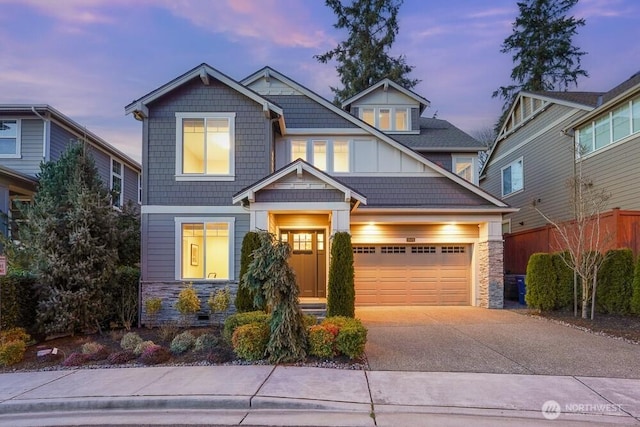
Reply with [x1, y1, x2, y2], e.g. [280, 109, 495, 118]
[232, 322, 270, 361]
[597, 249, 634, 315]
[223, 311, 270, 344]
[632, 255, 640, 316]
[525, 253, 557, 311]
[327, 232, 355, 317]
[321, 316, 367, 359]
[552, 251, 575, 310]
[308, 324, 338, 358]
[235, 231, 264, 312]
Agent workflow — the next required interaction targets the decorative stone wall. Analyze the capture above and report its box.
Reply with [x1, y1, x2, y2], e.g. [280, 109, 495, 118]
[140, 281, 238, 327]
[477, 240, 504, 308]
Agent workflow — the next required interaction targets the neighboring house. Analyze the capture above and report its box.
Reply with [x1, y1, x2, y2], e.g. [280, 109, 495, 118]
[480, 71, 640, 275]
[126, 63, 515, 325]
[0, 105, 142, 238]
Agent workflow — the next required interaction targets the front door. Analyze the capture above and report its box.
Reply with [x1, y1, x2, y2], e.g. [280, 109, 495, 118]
[281, 230, 326, 297]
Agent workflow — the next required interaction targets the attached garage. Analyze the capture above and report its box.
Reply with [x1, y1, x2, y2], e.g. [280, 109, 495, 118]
[353, 244, 471, 306]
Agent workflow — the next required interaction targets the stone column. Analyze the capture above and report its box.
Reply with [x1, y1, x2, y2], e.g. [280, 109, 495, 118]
[478, 220, 504, 309]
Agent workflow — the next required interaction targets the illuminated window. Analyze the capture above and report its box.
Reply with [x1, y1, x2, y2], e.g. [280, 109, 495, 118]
[378, 109, 391, 130]
[176, 113, 235, 179]
[313, 141, 327, 171]
[176, 218, 234, 280]
[359, 107, 411, 131]
[291, 140, 307, 162]
[453, 156, 475, 183]
[362, 109, 374, 126]
[395, 109, 408, 130]
[333, 141, 349, 172]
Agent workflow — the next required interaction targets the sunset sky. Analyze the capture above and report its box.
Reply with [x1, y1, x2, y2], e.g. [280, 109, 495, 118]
[1, 0, 638, 162]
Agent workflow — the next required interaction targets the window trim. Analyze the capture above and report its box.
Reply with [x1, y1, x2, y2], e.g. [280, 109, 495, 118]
[288, 138, 351, 173]
[0, 118, 21, 158]
[174, 217, 235, 281]
[501, 157, 524, 198]
[358, 106, 411, 131]
[452, 155, 477, 184]
[175, 112, 236, 181]
[110, 158, 124, 208]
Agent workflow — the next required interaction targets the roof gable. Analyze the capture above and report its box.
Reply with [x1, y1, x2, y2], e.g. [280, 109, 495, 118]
[341, 79, 430, 114]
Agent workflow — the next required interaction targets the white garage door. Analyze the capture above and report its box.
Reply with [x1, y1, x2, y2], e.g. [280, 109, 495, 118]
[353, 244, 471, 305]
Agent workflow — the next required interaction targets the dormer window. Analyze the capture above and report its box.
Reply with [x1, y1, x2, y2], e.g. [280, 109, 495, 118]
[359, 107, 410, 132]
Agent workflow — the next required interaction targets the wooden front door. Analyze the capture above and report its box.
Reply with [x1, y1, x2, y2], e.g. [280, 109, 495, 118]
[282, 230, 326, 297]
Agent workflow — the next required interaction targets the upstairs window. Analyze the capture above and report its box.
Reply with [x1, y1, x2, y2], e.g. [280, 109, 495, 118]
[289, 139, 350, 173]
[501, 158, 523, 197]
[333, 141, 349, 172]
[111, 159, 123, 208]
[291, 140, 307, 162]
[176, 113, 235, 180]
[359, 107, 411, 132]
[0, 119, 20, 157]
[312, 141, 327, 171]
[453, 156, 475, 183]
[137, 173, 142, 205]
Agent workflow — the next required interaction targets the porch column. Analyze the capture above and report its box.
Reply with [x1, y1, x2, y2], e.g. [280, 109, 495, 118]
[331, 209, 350, 234]
[251, 210, 269, 231]
[478, 221, 504, 308]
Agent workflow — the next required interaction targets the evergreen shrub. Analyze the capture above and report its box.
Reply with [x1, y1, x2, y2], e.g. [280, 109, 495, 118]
[223, 311, 270, 344]
[133, 340, 155, 356]
[139, 344, 171, 365]
[0, 340, 27, 367]
[632, 255, 640, 315]
[308, 324, 338, 358]
[170, 331, 196, 354]
[235, 231, 264, 312]
[321, 317, 367, 359]
[0, 271, 37, 331]
[231, 322, 270, 361]
[597, 248, 634, 314]
[525, 253, 557, 311]
[175, 283, 201, 316]
[81, 342, 109, 361]
[120, 332, 143, 351]
[552, 251, 574, 309]
[194, 333, 219, 352]
[327, 232, 355, 317]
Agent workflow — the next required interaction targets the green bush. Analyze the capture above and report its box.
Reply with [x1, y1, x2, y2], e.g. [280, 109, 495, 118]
[552, 251, 574, 310]
[322, 316, 367, 359]
[308, 324, 338, 358]
[525, 253, 557, 311]
[232, 322, 270, 361]
[597, 249, 634, 314]
[133, 340, 155, 356]
[1, 327, 31, 344]
[120, 332, 143, 351]
[194, 333, 219, 352]
[170, 331, 196, 354]
[139, 344, 171, 365]
[327, 232, 355, 317]
[208, 286, 231, 314]
[144, 298, 162, 315]
[223, 311, 270, 344]
[632, 255, 640, 315]
[0, 270, 38, 331]
[303, 314, 318, 328]
[235, 231, 264, 312]
[175, 283, 201, 316]
[0, 340, 27, 366]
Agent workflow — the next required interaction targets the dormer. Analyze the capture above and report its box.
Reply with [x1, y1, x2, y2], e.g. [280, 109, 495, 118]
[342, 79, 430, 134]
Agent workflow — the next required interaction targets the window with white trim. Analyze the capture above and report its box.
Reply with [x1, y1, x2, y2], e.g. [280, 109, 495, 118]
[501, 158, 523, 197]
[176, 217, 234, 280]
[289, 139, 350, 172]
[453, 156, 475, 183]
[312, 141, 327, 171]
[358, 107, 411, 131]
[333, 141, 349, 172]
[0, 119, 20, 157]
[176, 113, 235, 180]
[137, 173, 142, 205]
[111, 159, 123, 208]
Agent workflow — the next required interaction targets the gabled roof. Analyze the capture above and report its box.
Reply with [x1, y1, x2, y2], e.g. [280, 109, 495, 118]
[340, 78, 430, 114]
[0, 104, 140, 171]
[528, 91, 603, 108]
[232, 158, 367, 205]
[241, 67, 506, 207]
[125, 63, 283, 120]
[393, 117, 485, 152]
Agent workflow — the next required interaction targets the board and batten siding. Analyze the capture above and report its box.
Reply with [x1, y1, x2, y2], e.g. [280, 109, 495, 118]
[482, 104, 588, 233]
[146, 78, 272, 206]
[3, 119, 44, 176]
[142, 212, 249, 282]
[582, 133, 640, 211]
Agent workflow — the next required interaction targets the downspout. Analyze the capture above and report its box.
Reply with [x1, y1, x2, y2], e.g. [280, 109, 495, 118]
[31, 107, 50, 161]
[269, 117, 279, 173]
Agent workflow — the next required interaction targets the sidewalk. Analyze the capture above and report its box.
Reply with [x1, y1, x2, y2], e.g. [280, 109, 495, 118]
[1, 365, 639, 426]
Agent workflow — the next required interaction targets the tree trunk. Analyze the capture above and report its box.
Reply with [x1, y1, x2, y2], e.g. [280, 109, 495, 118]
[591, 270, 598, 320]
[581, 281, 589, 319]
[573, 271, 578, 317]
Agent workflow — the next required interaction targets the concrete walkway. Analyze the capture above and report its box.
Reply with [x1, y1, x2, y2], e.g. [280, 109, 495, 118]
[357, 306, 640, 378]
[1, 365, 639, 426]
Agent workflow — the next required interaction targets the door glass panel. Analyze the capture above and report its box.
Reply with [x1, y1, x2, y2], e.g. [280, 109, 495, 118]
[292, 233, 313, 251]
[317, 232, 324, 251]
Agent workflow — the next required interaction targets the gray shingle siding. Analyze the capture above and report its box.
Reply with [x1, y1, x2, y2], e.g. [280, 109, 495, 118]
[143, 212, 249, 282]
[3, 119, 43, 176]
[341, 176, 490, 207]
[49, 122, 72, 162]
[146, 77, 272, 206]
[266, 95, 357, 129]
[88, 145, 111, 188]
[256, 188, 344, 203]
[411, 108, 420, 131]
[420, 152, 452, 171]
[124, 164, 139, 205]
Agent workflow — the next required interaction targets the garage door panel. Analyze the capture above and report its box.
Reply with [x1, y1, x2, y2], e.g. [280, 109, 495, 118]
[354, 244, 470, 306]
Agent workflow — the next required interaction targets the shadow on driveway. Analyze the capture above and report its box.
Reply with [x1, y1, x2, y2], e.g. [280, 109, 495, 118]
[357, 306, 640, 378]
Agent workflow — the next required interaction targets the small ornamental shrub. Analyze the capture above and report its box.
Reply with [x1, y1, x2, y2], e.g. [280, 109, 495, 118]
[232, 322, 270, 361]
[223, 311, 270, 344]
[322, 317, 367, 359]
[81, 342, 109, 361]
[144, 297, 162, 327]
[134, 340, 156, 356]
[139, 344, 171, 365]
[235, 231, 264, 312]
[170, 331, 196, 354]
[107, 350, 136, 365]
[631, 255, 640, 315]
[194, 333, 219, 352]
[597, 249, 634, 315]
[175, 283, 201, 316]
[207, 347, 235, 364]
[0, 327, 31, 345]
[0, 340, 27, 366]
[62, 352, 90, 367]
[208, 286, 231, 314]
[158, 322, 180, 343]
[308, 324, 338, 359]
[525, 253, 558, 311]
[327, 232, 355, 317]
[120, 332, 143, 351]
[553, 251, 575, 310]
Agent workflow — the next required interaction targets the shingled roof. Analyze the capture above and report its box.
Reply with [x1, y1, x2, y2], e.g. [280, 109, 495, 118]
[392, 117, 485, 152]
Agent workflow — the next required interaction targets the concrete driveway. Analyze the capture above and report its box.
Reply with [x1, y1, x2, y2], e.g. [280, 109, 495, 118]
[356, 306, 640, 378]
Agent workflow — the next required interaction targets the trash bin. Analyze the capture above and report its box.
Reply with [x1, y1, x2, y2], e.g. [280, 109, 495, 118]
[516, 275, 526, 305]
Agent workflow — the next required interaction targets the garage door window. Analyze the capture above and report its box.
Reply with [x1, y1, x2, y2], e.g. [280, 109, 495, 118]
[411, 246, 436, 253]
[381, 246, 406, 254]
[353, 246, 375, 254]
[442, 246, 466, 253]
